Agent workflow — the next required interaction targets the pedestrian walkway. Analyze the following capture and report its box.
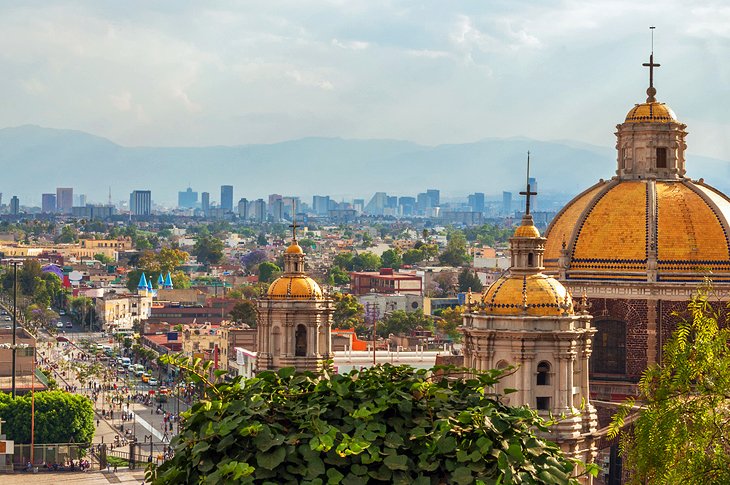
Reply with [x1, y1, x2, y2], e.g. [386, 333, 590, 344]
[2, 469, 147, 484]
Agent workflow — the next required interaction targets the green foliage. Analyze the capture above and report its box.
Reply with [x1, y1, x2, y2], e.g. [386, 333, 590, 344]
[93, 253, 114, 265]
[457, 268, 483, 292]
[148, 363, 582, 484]
[332, 293, 364, 330]
[609, 284, 730, 484]
[463, 224, 513, 246]
[327, 266, 350, 286]
[229, 300, 257, 327]
[333, 252, 381, 272]
[256, 232, 268, 246]
[377, 310, 433, 338]
[258, 262, 281, 284]
[55, 225, 78, 244]
[193, 235, 225, 266]
[434, 306, 464, 342]
[402, 248, 426, 266]
[439, 230, 470, 267]
[0, 390, 95, 444]
[380, 249, 402, 270]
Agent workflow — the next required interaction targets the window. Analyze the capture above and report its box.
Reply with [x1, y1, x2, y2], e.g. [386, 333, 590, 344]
[591, 320, 626, 375]
[295, 324, 307, 357]
[537, 361, 551, 385]
[656, 147, 667, 168]
[536, 397, 550, 410]
[527, 252, 534, 267]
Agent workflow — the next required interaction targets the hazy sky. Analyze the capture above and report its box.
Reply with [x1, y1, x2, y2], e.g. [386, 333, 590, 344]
[1, 1, 729, 158]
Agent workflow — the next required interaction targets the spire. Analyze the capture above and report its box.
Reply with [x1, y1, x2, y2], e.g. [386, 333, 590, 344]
[137, 273, 148, 290]
[164, 271, 174, 289]
[289, 199, 299, 244]
[519, 151, 537, 217]
[642, 26, 660, 102]
[157, 273, 165, 287]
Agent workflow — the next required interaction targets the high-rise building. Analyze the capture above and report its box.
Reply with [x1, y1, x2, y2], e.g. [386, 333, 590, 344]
[398, 196, 416, 216]
[129, 190, 152, 216]
[201, 192, 210, 216]
[312, 195, 330, 215]
[426, 189, 440, 208]
[221, 185, 234, 212]
[364, 192, 389, 215]
[502, 191, 512, 215]
[468, 192, 485, 213]
[41, 193, 57, 213]
[56, 187, 73, 214]
[178, 187, 198, 209]
[528, 177, 538, 211]
[237, 198, 250, 219]
[252, 199, 266, 222]
[9, 196, 19, 215]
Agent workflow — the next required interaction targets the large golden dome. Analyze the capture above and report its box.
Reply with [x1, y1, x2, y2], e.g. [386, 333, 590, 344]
[544, 179, 730, 282]
[482, 273, 573, 316]
[267, 275, 323, 300]
[624, 102, 677, 123]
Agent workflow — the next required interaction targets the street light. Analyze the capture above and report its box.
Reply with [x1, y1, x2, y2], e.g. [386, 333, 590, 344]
[143, 434, 154, 463]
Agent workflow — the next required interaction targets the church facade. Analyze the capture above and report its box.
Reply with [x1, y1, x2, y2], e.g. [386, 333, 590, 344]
[542, 54, 730, 417]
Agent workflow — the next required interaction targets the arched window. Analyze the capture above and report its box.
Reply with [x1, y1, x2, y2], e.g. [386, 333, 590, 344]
[496, 360, 509, 370]
[591, 320, 626, 375]
[537, 361, 551, 385]
[527, 252, 534, 267]
[295, 324, 307, 357]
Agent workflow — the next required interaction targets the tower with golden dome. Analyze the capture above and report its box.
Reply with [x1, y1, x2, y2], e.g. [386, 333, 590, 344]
[462, 166, 597, 465]
[256, 222, 334, 372]
[542, 51, 730, 410]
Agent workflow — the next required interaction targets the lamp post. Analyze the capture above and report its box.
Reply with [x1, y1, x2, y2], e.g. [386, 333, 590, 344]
[143, 434, 153, 462]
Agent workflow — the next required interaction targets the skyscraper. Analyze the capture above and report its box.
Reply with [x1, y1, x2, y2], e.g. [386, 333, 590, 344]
[56, 187, 73, 214]
[221, 185, 234, 212]
[178, 187, 198, 209]
[238, 198, 250, 219]
[528, 177, 538, 211]
[129, 190, 152, 216]
[252, 199, 266, 222]
[426, 189, 440, 208]
[468, 192, 485, 213]
[502, 191, 512, 215]
[42, 193, 57, 213]
[201, 192, 210, 216]
[9, 196, 19, 215]
[312, 195, 330, 215]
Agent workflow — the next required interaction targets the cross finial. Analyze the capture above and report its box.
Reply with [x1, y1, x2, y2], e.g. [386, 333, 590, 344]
[519, 151, 537, 215]
[289, 200, 299, 243]
[642, 27, 660, 102]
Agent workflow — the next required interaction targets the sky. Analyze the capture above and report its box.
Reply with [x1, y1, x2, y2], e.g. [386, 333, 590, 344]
[1, 1, 730, 159]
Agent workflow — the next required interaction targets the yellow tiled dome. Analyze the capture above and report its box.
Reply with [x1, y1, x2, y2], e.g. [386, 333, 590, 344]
[514, 224, 540, 238]
[624, 102, 677, 124]
[482, 274, 573, 316]
[267, 275, 323, 300]
[285, 243, 304, 254]
[544, 180, 730, 281]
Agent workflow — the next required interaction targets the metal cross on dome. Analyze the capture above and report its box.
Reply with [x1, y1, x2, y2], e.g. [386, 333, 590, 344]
[643, 26, 660, 102]
[519, 151, 537, 216]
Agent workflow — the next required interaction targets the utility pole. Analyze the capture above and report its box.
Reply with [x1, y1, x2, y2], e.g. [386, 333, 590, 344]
[11, 261, 18, 398]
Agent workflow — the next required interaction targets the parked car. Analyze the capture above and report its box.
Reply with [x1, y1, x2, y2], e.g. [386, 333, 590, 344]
[65, 322, 73, 328]
[148, 378, 158, 386]
[56, 322, 64, 328]
[59, 310, 66, 316]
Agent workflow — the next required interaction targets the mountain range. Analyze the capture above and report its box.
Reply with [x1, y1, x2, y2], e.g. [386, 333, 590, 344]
[1, 125, 728, 208]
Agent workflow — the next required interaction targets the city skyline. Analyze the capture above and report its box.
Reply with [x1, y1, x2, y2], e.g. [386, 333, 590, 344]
[0, 2, 728, 161]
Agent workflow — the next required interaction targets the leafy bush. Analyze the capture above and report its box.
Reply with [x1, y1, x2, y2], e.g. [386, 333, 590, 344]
[149, 364, 583, 484]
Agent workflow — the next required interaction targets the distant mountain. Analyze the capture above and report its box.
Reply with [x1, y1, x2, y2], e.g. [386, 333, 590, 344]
[0, 125, 728, 207]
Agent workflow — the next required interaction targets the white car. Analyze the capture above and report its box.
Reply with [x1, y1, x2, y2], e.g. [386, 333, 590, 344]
[149, 378, 158, 386]
[56, 322, 64, 328]
[59, 310, 66, 316]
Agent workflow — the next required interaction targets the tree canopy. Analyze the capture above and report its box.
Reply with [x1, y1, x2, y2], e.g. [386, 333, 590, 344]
[609, 286, 730, 484]
[258, 262, 281, 284]
[332, 293, 365, 331]
[193, 235, 225, 265]
[0, 390, 94, 444]
[377, 310, 433, 338]
[457, 268, 483, 292]
[439, 230, 470, 267]
[229, 300, 257, 327]
[148, 361, 587, 484]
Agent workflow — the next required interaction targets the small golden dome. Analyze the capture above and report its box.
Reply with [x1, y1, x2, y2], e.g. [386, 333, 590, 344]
[285, 243, 304, 254]
[482, 274, 572, 316]
[267, 275, 323, 300]
[624, 102, 677, 124]
[514, 224, 540, 238]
